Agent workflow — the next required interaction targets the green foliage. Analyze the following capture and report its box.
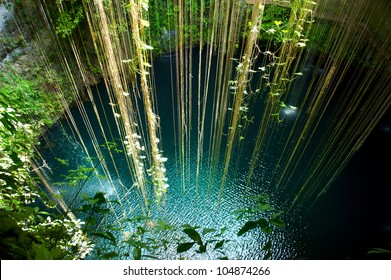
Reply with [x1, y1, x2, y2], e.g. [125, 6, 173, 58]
[65, 188, 283, 260]
[183, 228, 203, 244]
[307, 21, 332, 53]
[56, 4, 84, 38]
[0, 0, 96, 260]
[146, 0, 214, 55]
[62, 165, 95, 187]
[0, 69, 66, 127]
[101, 141, 123, 153]
[176, 225, 228, 257]
[0, 210, 72, 259]
[147, 0, 176, 55]
[259, 5, 291, 44]
[1, 34, 24, 53]
[177, 242, 196, 253]
[0, 105, 93, 259]
[234, 195, 285, 259]
[0, 106, 37, 213]
[238, 221, 259, 237]
[270, 211, 286, 227]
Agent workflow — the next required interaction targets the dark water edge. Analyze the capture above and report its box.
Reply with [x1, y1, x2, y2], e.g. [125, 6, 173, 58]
[303, 109, 391, 259]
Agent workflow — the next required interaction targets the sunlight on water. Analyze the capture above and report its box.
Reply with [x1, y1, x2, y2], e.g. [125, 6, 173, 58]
[36, 53, 322, 260]
[40, 116, 310, 259]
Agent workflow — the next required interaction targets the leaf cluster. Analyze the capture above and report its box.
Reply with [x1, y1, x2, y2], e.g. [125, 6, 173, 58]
[177, 226, 228, 259]
[234, 194, 286, 259]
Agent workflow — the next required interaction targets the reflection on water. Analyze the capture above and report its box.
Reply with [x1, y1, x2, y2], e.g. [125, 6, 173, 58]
[38, 51, 388, 260]
[40, 117, 309, 259]
[38, 51, 313, 258]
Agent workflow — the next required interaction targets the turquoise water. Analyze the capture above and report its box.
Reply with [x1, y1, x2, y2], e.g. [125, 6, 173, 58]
[38, 50, 311, 259]
[38, 104, 309, 259]
[38, 50, 390, 259]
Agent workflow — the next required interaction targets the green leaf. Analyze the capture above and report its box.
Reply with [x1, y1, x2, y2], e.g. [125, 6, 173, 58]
[93, 192, 106, 204]
[96, 208, 111, 214]
[91, 232, 108, 240]
[202, 228, 217, 235]
[155, 220, 174, 231]
[258, 218, 269, 229]
[32, 243, 65, 260]
[133, 247, 142, 260]
[270, 217, 285, 227]
[233, 208, 253, 220]
[219, 227, 227, 235]
[108, 200, 121, 205]
[177, 242, 196, 253]
[85, 217, 96, 228]
[218, 256, 229, 260]
[120, 218, 133, 223]
[180, 224, 200, 229]
[214, 240, 225, 250]
[257, 201, 275, 212]
[55, 158, 69, 166]
[197, 244, 207, 254]
[81, 194, 90, 201]
[132, 215, 150, 222]
[107, 225, 122, 231]
[136, 226, 147, 235]
[238, 221, 259, 236]
[81, 204, 91, 212]
[270, 212, 286, 228]
[91, 231, 116, 244]
[183, 228, 202, 245]
[124, 237, 138, 247]
[263, 251, 272, 260]
[105, 231, 117, 244]
[262, 240, 272, 251]
[262, 226, 273, 234]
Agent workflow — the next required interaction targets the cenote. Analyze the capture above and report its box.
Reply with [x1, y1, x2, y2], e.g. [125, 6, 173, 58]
[38, 48, 390, 259]
[1, 0, 390, 260]
[39, 50, 314, 260]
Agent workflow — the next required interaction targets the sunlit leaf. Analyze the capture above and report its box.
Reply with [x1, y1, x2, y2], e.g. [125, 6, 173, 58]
[55, 158, 69, 166]
[270, 212, 286, 228]
[274, 20, 283, 26]
[257, 201, 274, 212]
[202, 228, 217, 235]
[142, 43, 153, 50]
[155, 220, 174, 231]
[132, 215, 150, 222]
